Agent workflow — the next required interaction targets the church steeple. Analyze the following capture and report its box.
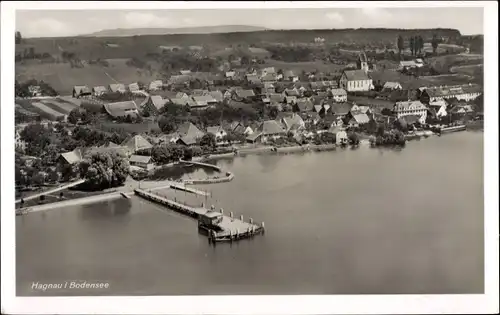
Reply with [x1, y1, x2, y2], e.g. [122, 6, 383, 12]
[358, 51, 369, 73]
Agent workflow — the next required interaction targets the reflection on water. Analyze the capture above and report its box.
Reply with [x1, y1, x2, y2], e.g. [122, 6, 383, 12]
[79, 199, 131, 221]
[257, 154, 283, 173]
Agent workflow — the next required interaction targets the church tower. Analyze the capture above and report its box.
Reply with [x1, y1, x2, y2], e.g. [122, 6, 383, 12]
[357, 51, 369, 73]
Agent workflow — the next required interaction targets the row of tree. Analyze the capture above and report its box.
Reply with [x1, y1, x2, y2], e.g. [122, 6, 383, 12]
[397, 34, 440, 55]
[369, 130, 406, 147]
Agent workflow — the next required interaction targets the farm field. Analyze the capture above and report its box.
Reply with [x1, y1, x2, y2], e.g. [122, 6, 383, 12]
[15, 59, 163, 95]
[41, 99, 78, 114]
[31, 102, 65, 120]
[15, 98, 81, 120]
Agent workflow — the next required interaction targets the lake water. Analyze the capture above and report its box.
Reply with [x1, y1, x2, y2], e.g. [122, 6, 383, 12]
[16, 131, 484, 295]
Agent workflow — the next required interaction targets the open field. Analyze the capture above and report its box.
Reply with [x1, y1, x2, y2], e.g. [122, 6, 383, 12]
[57, 96, 83, 106]
[450, 64, 483, 76]
[16, 59, 163, 95]
[370, 70, 473, 88]
[428, 54, 483, 72]
[263, 60, 345, 74]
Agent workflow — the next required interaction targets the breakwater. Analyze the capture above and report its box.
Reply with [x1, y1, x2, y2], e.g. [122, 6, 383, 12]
[178, 160, 235, 185]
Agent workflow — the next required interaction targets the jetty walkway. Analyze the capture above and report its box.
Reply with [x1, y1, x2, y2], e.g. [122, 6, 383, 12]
[134, 188, 264, 243]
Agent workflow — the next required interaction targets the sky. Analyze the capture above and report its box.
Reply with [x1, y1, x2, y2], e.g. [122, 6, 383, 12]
[16, 7, 484, 38]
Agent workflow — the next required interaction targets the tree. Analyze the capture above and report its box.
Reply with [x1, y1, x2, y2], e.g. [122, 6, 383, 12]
[473, 94, 484, 113]
[79, 151, 129, 190]
[397, 35, 404, 55]
[268, 106, 279, 119]
[347, 132, 360, 145]
[431, 34, 439, 54]
[381, 108, 393, 116]
[48, 169, 60, 183]
[319, 132, 336, 144]
[409, 36, 415, 56]
[68, 108, 81, 124]
[15, 31, 22, 44]
[199, 133, 217, 149]
[61, 164, 80, 182]
[183, 147, 194, 161]
[32, 172, 45, 186]
[417, 36, 424, 55]
[157, 115, 177, 133]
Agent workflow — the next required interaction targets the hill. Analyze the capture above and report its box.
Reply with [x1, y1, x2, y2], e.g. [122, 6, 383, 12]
[82, 25, 269, 37]
[17, 28, 463, 61]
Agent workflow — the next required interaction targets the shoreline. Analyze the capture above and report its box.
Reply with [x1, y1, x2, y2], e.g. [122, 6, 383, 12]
[16, 130, 477, 214]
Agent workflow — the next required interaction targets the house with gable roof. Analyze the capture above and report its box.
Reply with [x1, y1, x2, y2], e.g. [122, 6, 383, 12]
[109, 83, 127, 94]
[104, 101, 139, 119]
[128, 82, 140, 93]
[121, 135, 153, 154]
[73, 86, 92, 98]
[171, 122, 205, 146]
[281, 113, 306, 133]
[246, 120, 286, 144]
[141, 95, 166, 116]
[92, 86, 108, 97]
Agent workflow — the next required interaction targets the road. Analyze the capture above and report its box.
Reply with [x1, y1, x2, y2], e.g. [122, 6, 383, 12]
[15, 179, 86, 204]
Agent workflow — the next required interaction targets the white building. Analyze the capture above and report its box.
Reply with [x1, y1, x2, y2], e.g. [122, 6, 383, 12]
[330, 88, 348, 103]
[393, 100, 428, 124]
[420, 84, 482, 103]
[339, 70, 373, 92]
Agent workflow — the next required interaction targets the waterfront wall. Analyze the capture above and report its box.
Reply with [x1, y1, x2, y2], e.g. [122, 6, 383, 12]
[183, 172, 235, 185]
[440, 125, 467, 134]
[178, 160, 234, 185]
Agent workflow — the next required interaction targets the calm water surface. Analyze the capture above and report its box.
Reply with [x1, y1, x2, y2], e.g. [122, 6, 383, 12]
[16, 131, 484, 295]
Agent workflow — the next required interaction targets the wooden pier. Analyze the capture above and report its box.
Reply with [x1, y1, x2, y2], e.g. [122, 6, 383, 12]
[134, 189, 264, 244]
